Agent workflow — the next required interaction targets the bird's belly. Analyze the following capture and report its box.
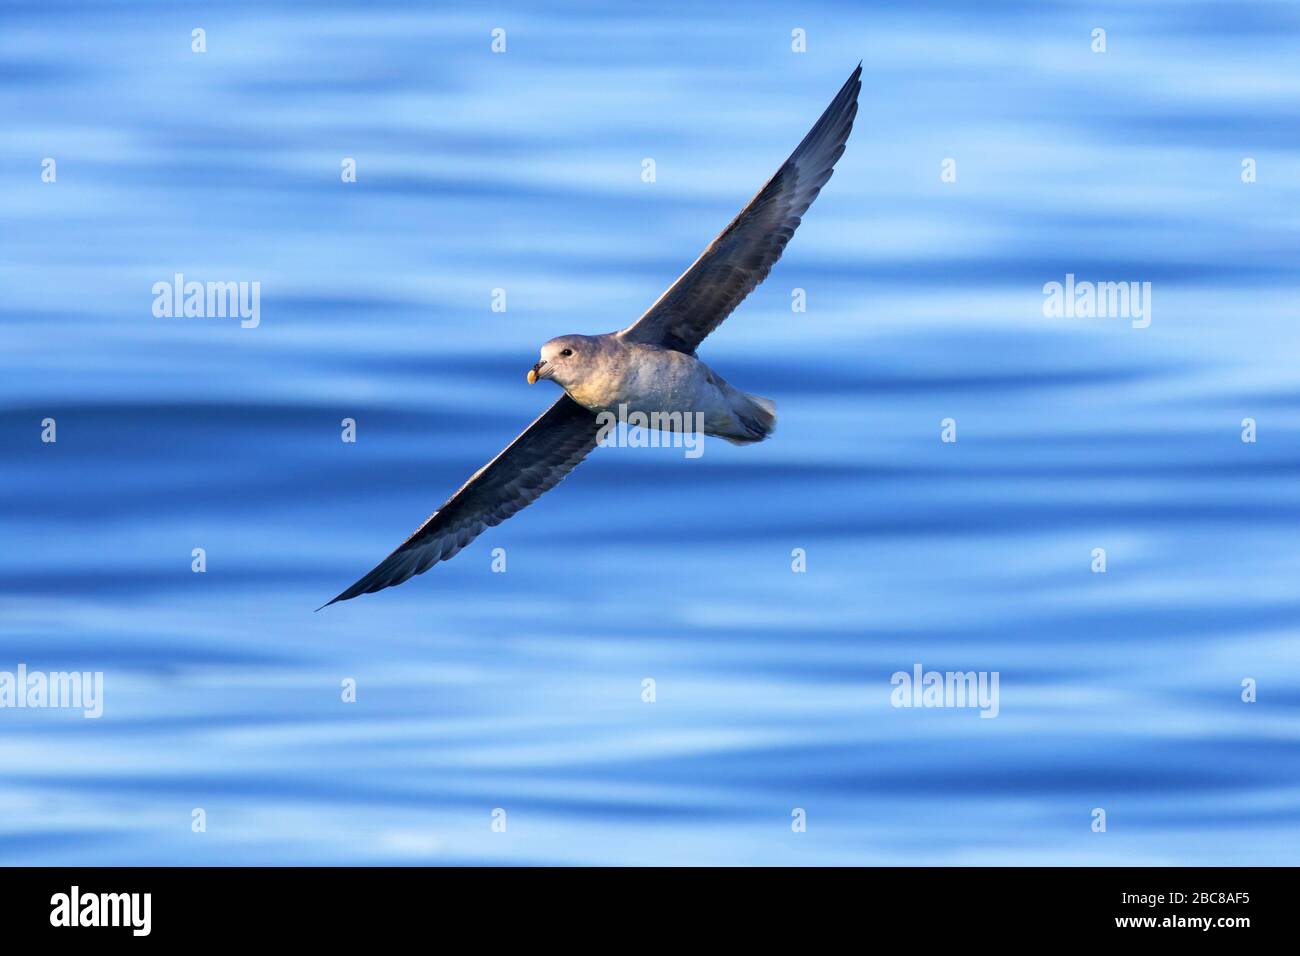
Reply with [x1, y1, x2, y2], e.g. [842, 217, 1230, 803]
[618, 361, 705, 413]
[567, 350, 708, 415]
[617, 380, 700, 414]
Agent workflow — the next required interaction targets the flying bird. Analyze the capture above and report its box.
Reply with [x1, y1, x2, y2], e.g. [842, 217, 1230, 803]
[323, 64, 861, 606]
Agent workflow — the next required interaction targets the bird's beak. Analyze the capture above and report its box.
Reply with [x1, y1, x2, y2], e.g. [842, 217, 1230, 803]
[527, 360, 547, 385]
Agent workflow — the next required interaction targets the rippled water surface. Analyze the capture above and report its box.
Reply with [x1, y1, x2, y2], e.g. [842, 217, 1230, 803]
[2, 0, 1299, 864]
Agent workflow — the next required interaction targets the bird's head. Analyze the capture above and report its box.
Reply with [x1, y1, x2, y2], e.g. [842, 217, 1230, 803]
[528, 335, 591, 387]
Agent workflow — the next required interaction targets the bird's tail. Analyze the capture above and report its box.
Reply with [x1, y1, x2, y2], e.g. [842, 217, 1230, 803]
[716, 391, 777, 445]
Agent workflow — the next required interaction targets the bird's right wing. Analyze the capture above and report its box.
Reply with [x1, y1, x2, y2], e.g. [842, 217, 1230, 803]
[619, 64, 861, 354]
[322, 394, 600, 607]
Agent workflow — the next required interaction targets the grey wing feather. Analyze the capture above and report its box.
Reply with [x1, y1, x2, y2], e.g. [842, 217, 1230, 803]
[322, 394, 599, 607]
[619, 64, 862, 354]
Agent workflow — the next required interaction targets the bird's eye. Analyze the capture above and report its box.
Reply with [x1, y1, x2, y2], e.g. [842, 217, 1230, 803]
[560, 348, 573, 357]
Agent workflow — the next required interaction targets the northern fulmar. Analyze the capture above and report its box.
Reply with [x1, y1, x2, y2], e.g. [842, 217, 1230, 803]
[324, 64, 861, 606]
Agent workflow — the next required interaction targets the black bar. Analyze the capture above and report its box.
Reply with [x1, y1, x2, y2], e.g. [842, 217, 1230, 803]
[0, 866, 1280, 941]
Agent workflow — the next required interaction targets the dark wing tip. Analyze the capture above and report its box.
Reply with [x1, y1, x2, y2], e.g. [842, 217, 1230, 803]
[791, 63, 862, 161]
[317, 555, 403, 610]
[316, 587, 354, 611]
[317, 552, 406, 609]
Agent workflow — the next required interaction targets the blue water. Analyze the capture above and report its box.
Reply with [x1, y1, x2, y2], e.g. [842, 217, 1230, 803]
[2, 0, 1298, 865]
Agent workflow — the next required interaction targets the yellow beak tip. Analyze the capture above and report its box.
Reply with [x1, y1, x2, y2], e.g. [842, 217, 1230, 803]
[526, 369, 538, 385]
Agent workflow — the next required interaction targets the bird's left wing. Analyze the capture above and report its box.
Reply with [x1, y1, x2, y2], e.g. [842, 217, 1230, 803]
[322, 394, 600, 607]
[619, 64, 861, 354]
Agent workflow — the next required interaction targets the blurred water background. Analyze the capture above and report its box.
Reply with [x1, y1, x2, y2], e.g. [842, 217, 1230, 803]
[2, 0, 1298, 865]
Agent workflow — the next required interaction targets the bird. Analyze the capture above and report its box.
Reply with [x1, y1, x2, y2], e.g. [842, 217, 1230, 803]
[322, 63, 862, 607]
